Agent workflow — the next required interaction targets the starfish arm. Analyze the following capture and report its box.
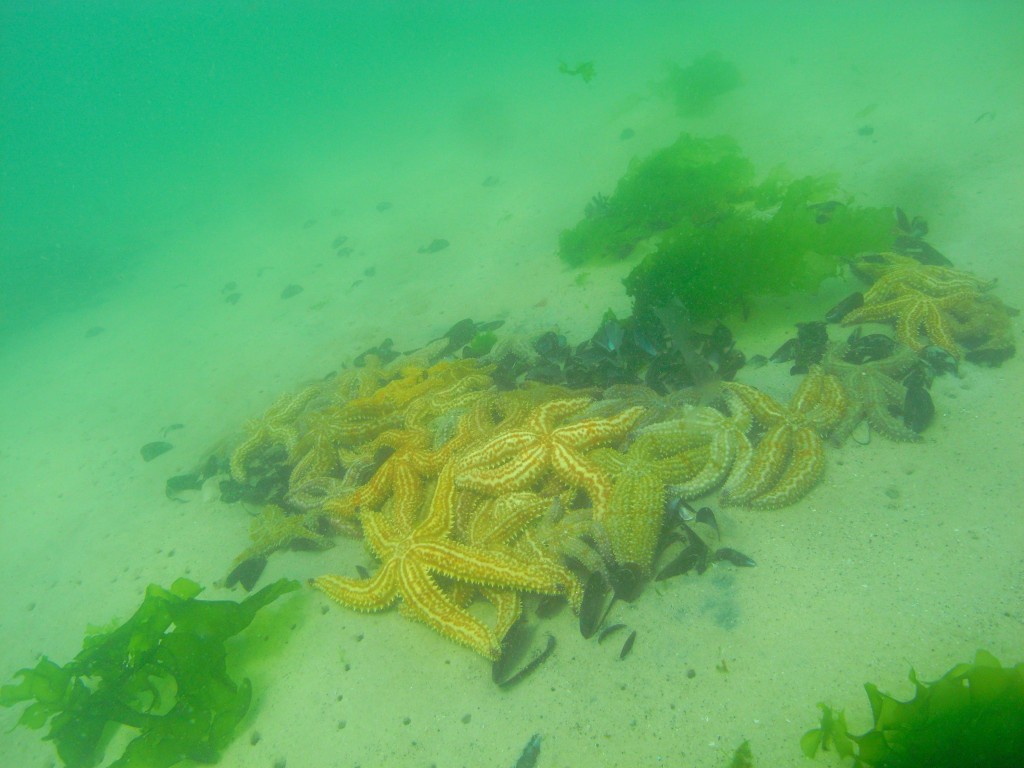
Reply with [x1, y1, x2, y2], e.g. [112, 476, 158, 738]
[527, 398, 593, 431]
[311, 560, 401, 612]
[480, 587, 523, 645]
[673, 429, 748, 498]
[457, 430, 540, 472]
[600, 472, 665, 573]
[748, 427, 825, 509]
[398, 560, 502, 659]
[457, 443, 549, 495]
[417, 540, 571, 596]
[550, 445, 614, 519]
[726, 382, 788, 426]
[360, 509, 401, 561]
[866, 405, 922, 442]
[920, 300, 960, 357]
[829, 402, 869, 445]
[554, 405, 645, 450]
[722, 424, 792, 505]
[841, 296, 906, 327]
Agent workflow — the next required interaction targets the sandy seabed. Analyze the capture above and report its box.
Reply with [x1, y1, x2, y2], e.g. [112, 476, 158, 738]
[2, 5, 1023, 768]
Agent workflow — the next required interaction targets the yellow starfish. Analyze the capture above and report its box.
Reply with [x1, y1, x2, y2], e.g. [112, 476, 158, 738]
[590, 434, 695, 573]
[844, 253, 1001, 358]
[722, 367, 846, 509]
[234, 505, 333, 565]
[455, 398, 644, 520]
[452, 492, 581, 641]
[230, 385, 322, 482]
[639, 390, 753, 500]
[312, 462, 577, 660]
[842, 287, 973, 357]
[327, 427, 451, 526]
[852, 252, 995, 299]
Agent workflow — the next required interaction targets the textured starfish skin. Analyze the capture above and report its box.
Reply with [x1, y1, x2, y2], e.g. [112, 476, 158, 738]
[312, 463, 575, 659]
[455, 398, 644, 521]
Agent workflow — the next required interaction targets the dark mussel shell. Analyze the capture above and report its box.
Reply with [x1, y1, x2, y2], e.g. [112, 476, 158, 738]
[825, 292, 864, 323]
[844, 330, 896, 364]
[903, 381, 934, 434]
[579, 573, 616, 639]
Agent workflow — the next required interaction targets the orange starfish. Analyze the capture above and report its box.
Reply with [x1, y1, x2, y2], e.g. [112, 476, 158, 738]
[455, 398, 644, 520]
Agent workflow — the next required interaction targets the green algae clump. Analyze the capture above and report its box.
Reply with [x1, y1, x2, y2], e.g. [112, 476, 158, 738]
[1, 577, 299, 768]
[624, 168, 894, 322]
[801, 650, 1024, 767]
[559, 134, 755, 267]
[558, 133, 894, 323]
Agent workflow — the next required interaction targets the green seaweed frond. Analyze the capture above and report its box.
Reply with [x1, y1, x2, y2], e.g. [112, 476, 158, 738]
[802, 651, 1024, 768]
[1, 578, 299, 768]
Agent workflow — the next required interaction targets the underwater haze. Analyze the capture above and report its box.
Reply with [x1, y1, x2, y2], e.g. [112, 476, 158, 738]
[1, 2, 1023, 768]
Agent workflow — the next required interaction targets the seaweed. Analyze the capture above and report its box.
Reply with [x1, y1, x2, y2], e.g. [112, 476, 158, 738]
[624, 163, 894, 323]
[558, 133, 893, 323]
[1, 577, 299, 768]
[559, 134, 754, 267]
[801, 650, 1024, 767]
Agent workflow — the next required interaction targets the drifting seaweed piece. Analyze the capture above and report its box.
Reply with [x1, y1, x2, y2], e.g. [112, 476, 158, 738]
[801, 650, 1024, 767]
[140, 441, 173, 462]
[0, 578, 299, 768]
[727, 740, 755, 768]
[661, 52, 741, 116]
[623, 149, 894, 322]
[558, 60, 595, 83]
[417, 238, 449, 254]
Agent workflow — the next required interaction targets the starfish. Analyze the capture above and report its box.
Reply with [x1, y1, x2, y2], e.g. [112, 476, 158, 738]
[327, 427, 451, 526]
[841, 287, 973, 357]
[312, 462, 577, 660]
[590, 433, 695, 574]
[234, 505, 334, 565]
[852, 252, 995, 299]
[455, 398, 644, 521]
[451, 491, 581, 641]
[844, 253, 1001, 358]
[230, 385, 322, 482]
[639, 389, 754, 500]
[722, 367, 846, 509]
[821, 340, 921, 443]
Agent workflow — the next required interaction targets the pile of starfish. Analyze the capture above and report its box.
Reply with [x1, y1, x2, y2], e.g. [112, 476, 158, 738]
[223, 253, 1014, 659]
[227, 345, 851, 659]
[841, 251, 1016, 363]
